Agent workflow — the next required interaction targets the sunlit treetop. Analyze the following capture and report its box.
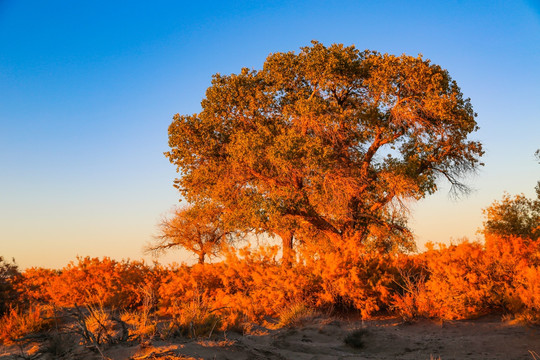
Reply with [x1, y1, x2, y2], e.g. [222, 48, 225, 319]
[483, 152, 540, 242]
[483, 191, 540, 241]
[166, 41, 483, 254]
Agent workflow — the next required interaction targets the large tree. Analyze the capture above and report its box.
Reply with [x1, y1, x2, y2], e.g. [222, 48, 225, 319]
[166, 41, 483, 258]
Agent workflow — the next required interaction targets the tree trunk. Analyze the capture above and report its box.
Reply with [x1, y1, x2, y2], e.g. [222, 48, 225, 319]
[198, 252, 206, 265]
[279, 230, 294, 267]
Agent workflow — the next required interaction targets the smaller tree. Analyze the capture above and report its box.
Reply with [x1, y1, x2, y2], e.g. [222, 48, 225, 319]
[148, 204, 234, 264]
[483, 189, 540, 241]
[483, 151, 540, 241]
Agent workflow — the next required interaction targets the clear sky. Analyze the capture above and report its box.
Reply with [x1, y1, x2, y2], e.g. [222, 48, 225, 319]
[1, 0, 539, 269]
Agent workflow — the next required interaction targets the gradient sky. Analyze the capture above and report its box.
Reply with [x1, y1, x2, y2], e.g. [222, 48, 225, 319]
[1, 0, 539, 269]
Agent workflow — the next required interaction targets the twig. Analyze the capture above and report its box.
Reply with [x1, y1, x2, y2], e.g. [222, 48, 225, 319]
[208, 319, 218, 339]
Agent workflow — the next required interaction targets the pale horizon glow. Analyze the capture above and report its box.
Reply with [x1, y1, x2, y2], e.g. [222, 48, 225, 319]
[1, 0, 539, 269]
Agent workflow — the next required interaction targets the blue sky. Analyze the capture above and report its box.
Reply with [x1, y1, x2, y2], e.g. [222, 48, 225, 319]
[1, 0, 539, 268]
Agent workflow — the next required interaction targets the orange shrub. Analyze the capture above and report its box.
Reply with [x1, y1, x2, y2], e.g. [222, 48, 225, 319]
[158, 246, 315, 330]
[18, 257, 157, 309]
[483, 234, 540, 321]
[389, 254, 430, 321]
[420, 241, 494, 319]
[301, 238, 395, 318]
[512, 265, 540, 322]
[391, 235, 540, 321]
[16, 267, 59, 305]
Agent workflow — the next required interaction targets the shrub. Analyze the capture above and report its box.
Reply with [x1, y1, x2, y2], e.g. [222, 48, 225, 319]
[503, 265, 540, 324]
[120, 310, 157, 340]
[18, 257, 158, 310]
[302, 238, 395, 318]
[158, 246, 316, 331]
[84, 305, 117, 344]
[391, 236, 540, 322]
[420, 241, 494, 319]
[390, 256, 430, 321]
[0, 257, 20, 315]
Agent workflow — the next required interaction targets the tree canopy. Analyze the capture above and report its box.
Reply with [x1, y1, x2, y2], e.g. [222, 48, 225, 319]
[166, 41, 483, 257]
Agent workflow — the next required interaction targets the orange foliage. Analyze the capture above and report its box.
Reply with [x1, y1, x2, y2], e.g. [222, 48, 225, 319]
[301, 238, 394, 318]
[158, 246, 314, 329]
[391, 235, 540, 322]
[484, 234, 540, 320]
[418, 241, 494, 319]
[513, 266, 540, 321]
[17, 257, 157, 309]
[5, 233, 540, 336]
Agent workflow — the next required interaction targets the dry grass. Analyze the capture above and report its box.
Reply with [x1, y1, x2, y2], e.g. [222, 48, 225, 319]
[0, 305, 56, 344]
[165, 295, 222, 339]
[120, 285, 158, 341]
[277, 302, 316, 328]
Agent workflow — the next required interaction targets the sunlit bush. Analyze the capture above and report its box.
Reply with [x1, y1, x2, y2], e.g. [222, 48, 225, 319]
[158, 246, 316, 331]
[483, 234, 540, 322]
[390, 255, 431, 321]
[420, 241, 494, 319]
[18, 257, 157, 310]
[511, 265, 540, 323]
[390, 235, 540, 322]
[301, 238, 395, 318]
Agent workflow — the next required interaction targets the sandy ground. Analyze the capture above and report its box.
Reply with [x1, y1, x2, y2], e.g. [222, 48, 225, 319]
[1, 315, 539, 360]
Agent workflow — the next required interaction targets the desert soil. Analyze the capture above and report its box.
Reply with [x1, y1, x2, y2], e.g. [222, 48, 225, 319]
[1, 315, 539, 360]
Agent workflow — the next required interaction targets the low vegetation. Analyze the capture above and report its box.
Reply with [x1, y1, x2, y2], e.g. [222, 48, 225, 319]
[2, 233, 539, 347]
